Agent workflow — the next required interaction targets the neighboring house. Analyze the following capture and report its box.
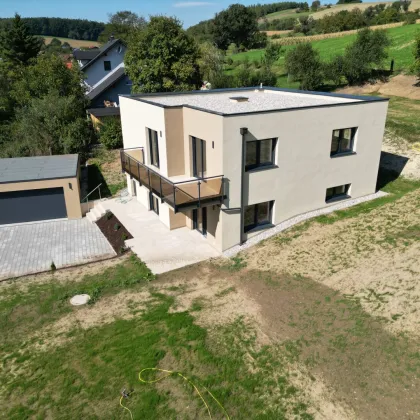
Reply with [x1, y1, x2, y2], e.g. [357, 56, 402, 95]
[75, 38, 131, 125]
[119, 86, 388, 252]
[0, 155, 82, 225]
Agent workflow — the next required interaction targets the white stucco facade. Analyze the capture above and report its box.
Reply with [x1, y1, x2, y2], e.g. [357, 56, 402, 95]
[120, 88, 388, 252]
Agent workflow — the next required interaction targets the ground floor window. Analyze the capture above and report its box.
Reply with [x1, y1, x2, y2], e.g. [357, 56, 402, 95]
[325, 184, 350, 202]
[244, 201, 273, 233]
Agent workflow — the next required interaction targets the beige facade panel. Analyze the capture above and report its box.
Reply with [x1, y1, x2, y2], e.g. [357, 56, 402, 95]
[165, 108, 185, 177]
[0, 176, 82, 219]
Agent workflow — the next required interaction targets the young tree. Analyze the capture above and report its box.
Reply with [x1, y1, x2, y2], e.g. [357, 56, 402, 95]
[311, 0, 321, 11]
[285, 43, 323, 90]
[261, 43, 282, 68]
[342, 28, 390, 84]
[98, 11, 147, 43]
[99, 118, 123, 149]
[125, 16, 201, 93]
[0, 14, 41, 65]
[412, 31, 420, 79]
[199, 42, 225, 83]
[212, 4, 259, 50]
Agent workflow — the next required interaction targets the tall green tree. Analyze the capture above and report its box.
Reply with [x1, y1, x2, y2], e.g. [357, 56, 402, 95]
[342, 28, 390, 84]
[98, 11, 147, 43]
[285, 43, 323, 90]
[125, 16, 201, 93]
[0, 14, 41, 65]
[212, 4, 259, 50]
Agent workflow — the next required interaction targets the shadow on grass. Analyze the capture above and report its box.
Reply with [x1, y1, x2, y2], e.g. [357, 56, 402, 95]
[376, 152, 409, 191]
[86, 164, 112, 200]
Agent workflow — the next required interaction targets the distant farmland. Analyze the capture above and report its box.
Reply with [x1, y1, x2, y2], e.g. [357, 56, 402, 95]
[41, 36, 100, 48]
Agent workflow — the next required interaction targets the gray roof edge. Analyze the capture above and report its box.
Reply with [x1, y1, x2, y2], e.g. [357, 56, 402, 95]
[81, 38, 123, 72]
[87, 67, 126, 100]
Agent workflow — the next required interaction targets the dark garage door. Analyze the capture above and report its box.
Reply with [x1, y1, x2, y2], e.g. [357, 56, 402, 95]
[0, 187, 67, 225]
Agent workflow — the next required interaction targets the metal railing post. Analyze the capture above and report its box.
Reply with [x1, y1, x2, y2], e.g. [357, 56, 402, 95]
[160, 177, 163, 202]
[137, 162, 141, 186]
[198, 181, 201, 208]
[148, 168, 151, 190]
[99, 186, 101, 201]
[120, 149, 124, 173]
[173, 184, 176, 208]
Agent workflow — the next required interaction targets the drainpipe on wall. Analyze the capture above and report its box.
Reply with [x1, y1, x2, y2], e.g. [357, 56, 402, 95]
[239, 127, 248, 245]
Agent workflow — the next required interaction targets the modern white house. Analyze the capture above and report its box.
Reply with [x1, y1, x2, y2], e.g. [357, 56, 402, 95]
[119, 86, 389, 252]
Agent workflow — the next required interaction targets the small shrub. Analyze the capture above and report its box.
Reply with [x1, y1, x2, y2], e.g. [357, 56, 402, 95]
[106, 211, 113, 220]
[114, 223, 121, 231]
[99, 117, 123, 150]
[121, 233, 128, 241]
[225, 57, 233, 65]
[50, 261, 56, 272]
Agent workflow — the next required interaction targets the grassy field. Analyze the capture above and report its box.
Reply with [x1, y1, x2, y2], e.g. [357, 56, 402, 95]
[41, 36, 100, 48]
[262, 0, 420, 21]
[2, 169, 420, 418]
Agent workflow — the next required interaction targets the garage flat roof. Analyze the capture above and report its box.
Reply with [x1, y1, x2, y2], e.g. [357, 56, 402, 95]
[0, 154, 79, 184]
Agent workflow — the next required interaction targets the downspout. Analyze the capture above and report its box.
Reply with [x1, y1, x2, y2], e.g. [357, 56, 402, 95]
[239, 127, 248, 245]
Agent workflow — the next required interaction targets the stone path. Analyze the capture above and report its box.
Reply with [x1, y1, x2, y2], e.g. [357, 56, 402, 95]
[0, 219, 116, 280]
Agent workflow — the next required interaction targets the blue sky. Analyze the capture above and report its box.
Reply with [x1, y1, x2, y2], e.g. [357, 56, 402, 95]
[0, 0, 282, 28]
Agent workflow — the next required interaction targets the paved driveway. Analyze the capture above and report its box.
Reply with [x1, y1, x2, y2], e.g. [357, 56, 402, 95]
[0, 219, 115, 280]
[103, 198, 220, 274]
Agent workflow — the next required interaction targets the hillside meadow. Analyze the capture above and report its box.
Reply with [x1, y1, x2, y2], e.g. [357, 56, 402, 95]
[42, 36, 100, 48]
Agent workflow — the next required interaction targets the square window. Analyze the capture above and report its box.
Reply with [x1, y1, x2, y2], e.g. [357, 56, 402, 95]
[330, 128, 356, 156]
[244, 201, 273, 232]
[245, 139, 276, 171]
[325, 184, 350, 202]
[104, 61, 111, 71]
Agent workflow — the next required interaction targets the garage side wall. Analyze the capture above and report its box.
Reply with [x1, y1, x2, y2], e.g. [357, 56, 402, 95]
[0, 177, 82, 219]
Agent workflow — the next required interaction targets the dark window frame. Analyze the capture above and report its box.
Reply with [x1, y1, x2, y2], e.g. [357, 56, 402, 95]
[245, 138, 277, 171]
[148, 128, 160, 168]
[244, 201, 274, 233]
[330, 127, 357, 157]
[325, 184, 351, 203]
[104, 61, 111, 71]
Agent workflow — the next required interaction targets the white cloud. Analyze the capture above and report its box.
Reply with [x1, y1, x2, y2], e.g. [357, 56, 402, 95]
[173, 1, 214, 7]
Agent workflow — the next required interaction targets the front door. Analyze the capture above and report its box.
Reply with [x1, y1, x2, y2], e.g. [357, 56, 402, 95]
[149, 192, 159, 215]
[193, 208, 207, 236]
[192, 137, 206, 178]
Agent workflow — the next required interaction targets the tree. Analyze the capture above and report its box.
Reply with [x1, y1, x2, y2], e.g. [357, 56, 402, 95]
[212, 4, 259, 50]
[0, 14, 41, 65]
[11, 93, 93, 156]
[199, 42, 225, 84]
[99, 118, 123, 149]
[311, 0, 321, 11]
[98, 11, 147, 43]
[285, 43, 323, 90]
[412, 31, 420, 79]
[261, 43, 282, 68]
[342, 28, 391, 84]
[125, 16, 201, 93]
[11, 54, 87, 107]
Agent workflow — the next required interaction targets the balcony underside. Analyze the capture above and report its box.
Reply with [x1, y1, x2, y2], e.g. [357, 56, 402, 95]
[122, 149, 225, 213]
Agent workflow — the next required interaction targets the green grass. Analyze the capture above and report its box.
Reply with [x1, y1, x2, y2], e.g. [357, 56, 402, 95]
[262, 8, 310, 20]
[231, 23, 420, 80]
[386, 96, 420, 144]
[0, 258, 313, 419]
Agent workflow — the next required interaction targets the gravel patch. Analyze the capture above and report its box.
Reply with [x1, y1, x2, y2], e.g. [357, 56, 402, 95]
[223, 191, 388, 257]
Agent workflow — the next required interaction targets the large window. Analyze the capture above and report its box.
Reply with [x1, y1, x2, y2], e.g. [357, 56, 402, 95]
[245, 139, 276, 171]
[325, 184, 350, 202]
[104, 61, 111, 71]
[244, 201, 273, 233]
[148, 128, 160, 168]
[330, 128, 356, 156]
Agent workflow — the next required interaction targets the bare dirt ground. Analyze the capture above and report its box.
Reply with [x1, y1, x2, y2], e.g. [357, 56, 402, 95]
[337, 74, 420, 100]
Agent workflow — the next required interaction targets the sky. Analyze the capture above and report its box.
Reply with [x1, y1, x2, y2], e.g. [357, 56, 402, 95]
[0, 0, 278, 28]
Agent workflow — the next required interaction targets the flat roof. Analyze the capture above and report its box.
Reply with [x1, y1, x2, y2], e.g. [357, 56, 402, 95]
[0, 154, 79, 184]
[126, 86, 388, 116]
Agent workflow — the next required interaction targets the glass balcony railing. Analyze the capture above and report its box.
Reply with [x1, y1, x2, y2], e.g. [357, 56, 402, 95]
[120, 148, 225, 212]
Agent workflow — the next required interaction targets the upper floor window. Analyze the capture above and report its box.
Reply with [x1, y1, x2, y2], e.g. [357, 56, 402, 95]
[326, 184, 350, 203]
[245, 138, 277, 171]
[104, 61, 111, 71]
[331, 128, 356, 157]
[148, 128, 160, 168]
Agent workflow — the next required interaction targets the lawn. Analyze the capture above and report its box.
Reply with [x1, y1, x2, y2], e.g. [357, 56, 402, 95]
[41, 36, 100, 48]
[231, 23, 420, 74]
[3, 171, 420, 418]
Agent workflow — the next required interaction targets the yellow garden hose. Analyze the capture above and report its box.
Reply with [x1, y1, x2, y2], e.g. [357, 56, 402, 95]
[119, 368, 230, 420]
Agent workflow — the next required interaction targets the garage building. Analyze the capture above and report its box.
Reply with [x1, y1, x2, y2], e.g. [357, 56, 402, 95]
[0, 155, 82, 225]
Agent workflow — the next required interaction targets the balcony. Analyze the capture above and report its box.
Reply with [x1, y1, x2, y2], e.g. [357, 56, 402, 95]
[120, 148, 225, 213]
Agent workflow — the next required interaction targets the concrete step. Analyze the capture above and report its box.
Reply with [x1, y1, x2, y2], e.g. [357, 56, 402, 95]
[92, 207, 102, 220]
[96, 202, 107, 215]
[86, 211, 96, 223]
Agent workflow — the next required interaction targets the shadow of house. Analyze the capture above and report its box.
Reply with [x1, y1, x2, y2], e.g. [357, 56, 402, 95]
[376, 151, 409, 191]
[80, 164, 112, 201]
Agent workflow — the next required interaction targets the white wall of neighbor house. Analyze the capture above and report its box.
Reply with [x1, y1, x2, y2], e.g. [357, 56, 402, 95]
[84, 44, 126, 87]
[219, 100, 388, 251]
